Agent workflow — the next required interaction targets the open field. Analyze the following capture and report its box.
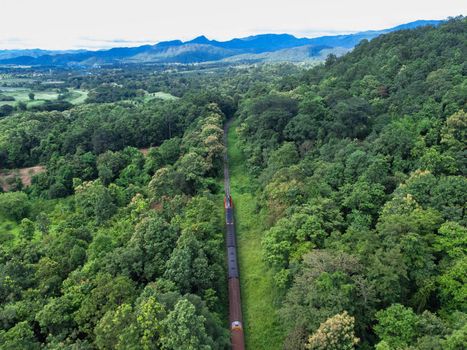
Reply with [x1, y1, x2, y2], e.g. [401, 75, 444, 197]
[144, 91, 179, 101]
[0, 88, 59, 107]
[227, 120, 285, 350]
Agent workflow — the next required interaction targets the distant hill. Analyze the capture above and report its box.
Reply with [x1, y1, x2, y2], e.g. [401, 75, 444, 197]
[0, 49, 85, 60]
[0, 20, 442, 66]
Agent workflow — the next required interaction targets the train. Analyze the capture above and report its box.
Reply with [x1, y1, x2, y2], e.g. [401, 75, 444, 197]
[224, 194, 245, 350]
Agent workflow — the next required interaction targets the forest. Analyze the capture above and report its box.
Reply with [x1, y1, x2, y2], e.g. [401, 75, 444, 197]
[0, 17, 466, 349]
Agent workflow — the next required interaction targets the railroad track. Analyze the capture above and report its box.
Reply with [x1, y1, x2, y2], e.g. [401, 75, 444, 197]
[223, 121, 245, 350]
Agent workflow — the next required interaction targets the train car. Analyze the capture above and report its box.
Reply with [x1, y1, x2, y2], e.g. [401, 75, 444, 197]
[227, 246, 239, 278]
[226, 224, 236, 247]
[226, 207, 234, 225]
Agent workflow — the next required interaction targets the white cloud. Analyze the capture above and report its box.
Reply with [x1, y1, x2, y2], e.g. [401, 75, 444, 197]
[0, 0, 465, 49]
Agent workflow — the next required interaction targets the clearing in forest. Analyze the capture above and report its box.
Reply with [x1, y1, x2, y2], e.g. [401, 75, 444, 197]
[0, 165, 45, 191]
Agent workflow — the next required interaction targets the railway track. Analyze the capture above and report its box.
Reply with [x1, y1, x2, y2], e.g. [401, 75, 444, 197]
[223, 121, 245, 350]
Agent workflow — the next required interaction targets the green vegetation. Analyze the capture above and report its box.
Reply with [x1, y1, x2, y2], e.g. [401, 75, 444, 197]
[0, 217, 20, 247]
[0, 88, 86, 105]
[0, 87, 88, 118]
[0, 17, 465, 349]
[67, 89, 88, 104]
[227, 120, 284, 349]
[145, 91, 179, 101]
[0, 96, 231, 348]
[0, 88, 57, 105]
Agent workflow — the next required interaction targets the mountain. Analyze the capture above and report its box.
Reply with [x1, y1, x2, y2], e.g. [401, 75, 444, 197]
[0, 49, 85, 60]
[304, 19, 442, 48]
[0, 20, 442, 66]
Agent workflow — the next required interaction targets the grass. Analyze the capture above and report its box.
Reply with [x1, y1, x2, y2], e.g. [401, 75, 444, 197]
[0, 87, 88, 107]
[144, 91, 179, 102]
[227, 119, 285, 349]
[0, 88, 57, 107]
[66, 89, 88, 104]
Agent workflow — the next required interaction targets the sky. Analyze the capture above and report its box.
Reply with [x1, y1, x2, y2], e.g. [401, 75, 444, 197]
[1, 0, 465, 50]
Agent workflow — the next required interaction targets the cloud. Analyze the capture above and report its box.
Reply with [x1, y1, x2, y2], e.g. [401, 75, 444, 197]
[0, 0, 465, 49]
[72, 38, 156, 50]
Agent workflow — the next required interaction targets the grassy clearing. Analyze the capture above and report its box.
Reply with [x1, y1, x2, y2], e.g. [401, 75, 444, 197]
[144, 91, 179, 101]
[227, 120, 284, 350]
[66, 89, 88, 104]
[0, 89, 57, 106]
[0, 87, 88, 107]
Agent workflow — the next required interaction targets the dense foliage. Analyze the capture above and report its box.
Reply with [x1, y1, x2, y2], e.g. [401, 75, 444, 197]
[0, 90, 231, 348]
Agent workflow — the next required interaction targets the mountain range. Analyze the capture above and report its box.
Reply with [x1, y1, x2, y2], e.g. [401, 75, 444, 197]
[0, 20, 441, 66]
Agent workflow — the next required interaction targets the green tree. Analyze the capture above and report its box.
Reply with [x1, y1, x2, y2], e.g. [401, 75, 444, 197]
[75, 274, 137, 336]
[35, 294, 78, 340]
[74, 180, 117, 224]
[438, 257, 467, 312]
[281, 251, 374, 336]
[35, 212, 50, 234]
[19, 218, 35, 241]
[164, 233, 216, 294]
[160, 298, 214, 350]
[136, 296, 165, 350]
[374, 304, 419, 349]
[0, 192, 30, 221]
[332, 97, 371, 139]
[127, 214, 177, 281]
[35, 256, 62, 294]
[434, 222, 467, 261]
[441, 110, 466, 173]
[0, 321, 40, 350]
[94, 304, 140, 350]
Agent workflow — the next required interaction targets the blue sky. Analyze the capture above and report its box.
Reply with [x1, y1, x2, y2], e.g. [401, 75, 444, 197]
[1, 0, 465, 50]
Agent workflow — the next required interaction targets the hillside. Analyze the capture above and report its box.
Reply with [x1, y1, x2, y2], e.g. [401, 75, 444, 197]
[234, 16, 466, 349]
